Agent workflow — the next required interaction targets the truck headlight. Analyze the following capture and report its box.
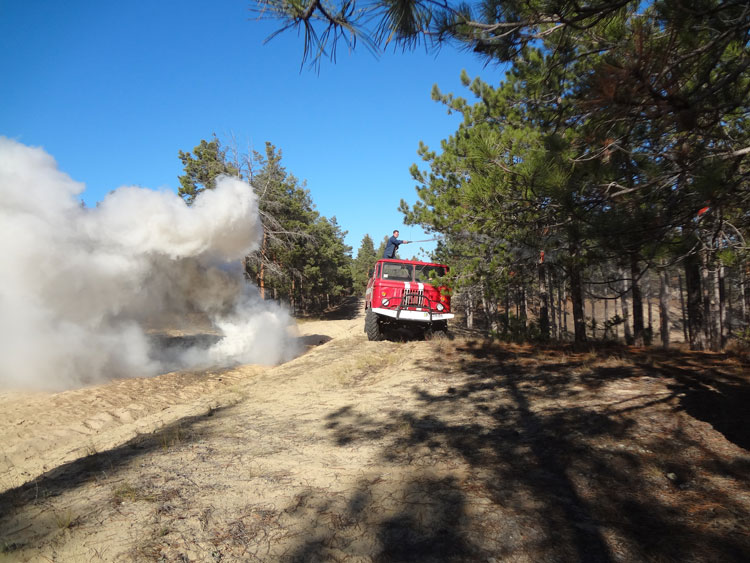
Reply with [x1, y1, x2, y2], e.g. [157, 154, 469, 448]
[382, 298, 390, 306]
[436, 303, 444, 311]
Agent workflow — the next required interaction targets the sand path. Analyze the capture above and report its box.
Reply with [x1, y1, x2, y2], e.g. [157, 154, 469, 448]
[2, 303, 749, 562]
[0, 302, 363, 494]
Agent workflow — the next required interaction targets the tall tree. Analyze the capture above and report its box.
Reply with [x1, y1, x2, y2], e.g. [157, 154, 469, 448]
[178, 137, 354, 310]
[352, 234, 378, 293]
[178, 136, 239, 204]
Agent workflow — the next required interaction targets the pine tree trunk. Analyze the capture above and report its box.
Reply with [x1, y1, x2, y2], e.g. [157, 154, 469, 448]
[465, 290, 474, 330]
[741, 265, 747, 327]
[504, 291, 510, 336]
[482, 283, 498, 333]
[563, 283, 569, 338]
[685, 253, 705, 350]
[630, 255, 645, 346]
[614, 298, 619, 339]
[604, 295, 610, 339]
[700, 249, 717, 350]
[538, 261, 549, 341]
[719, 264, 727, 347]
[620, 267, 633, 345]
[550, 271, 558, 340]
[679, 273, 689, 342]
[570, 264, 587, 343]
[290, 277, 296, 316]
[591, 295, 597, 339]
[258, 230, 268, 300]
[710, 261, 722, 351]
[659, 268, 670, 349]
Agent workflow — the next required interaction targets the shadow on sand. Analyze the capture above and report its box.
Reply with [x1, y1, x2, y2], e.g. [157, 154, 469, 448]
[287, 342, 750, 562]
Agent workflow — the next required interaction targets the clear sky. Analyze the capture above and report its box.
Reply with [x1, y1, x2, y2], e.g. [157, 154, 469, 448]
[0, 0, 498, 259]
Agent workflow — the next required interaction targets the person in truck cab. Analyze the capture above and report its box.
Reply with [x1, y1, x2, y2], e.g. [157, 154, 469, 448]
[383, 230, 410, 259]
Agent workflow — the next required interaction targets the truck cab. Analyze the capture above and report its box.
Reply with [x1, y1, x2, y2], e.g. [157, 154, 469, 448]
[364, 258, 454, 340]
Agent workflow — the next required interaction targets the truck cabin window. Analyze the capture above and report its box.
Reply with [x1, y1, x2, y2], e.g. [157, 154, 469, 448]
[415, 265, 446, 282]
[381, 262, 413, 281]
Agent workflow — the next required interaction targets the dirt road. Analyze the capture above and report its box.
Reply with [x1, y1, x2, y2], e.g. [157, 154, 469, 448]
[1, 300, 749, 562]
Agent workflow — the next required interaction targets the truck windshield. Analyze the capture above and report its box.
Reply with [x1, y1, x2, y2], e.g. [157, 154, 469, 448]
[381, 262, 413, 281]
[415, 265, 446, 282]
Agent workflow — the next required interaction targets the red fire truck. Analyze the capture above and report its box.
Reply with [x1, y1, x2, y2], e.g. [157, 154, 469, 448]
[364, 258, 453, 340]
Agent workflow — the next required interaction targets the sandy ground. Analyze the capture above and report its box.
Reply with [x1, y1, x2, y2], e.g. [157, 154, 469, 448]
[1, 299, 749, 562]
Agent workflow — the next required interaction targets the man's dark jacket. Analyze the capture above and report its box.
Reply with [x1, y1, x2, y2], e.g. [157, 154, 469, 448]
[383, 236, 404, 259]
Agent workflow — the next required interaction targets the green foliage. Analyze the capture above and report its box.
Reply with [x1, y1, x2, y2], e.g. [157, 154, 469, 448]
[351, 234, 378, 293]
[257, 0, 750, 346]
[398, 3, 750, 345]
[178, 137, 353, 312]
[244, 142, 353, 311]
[177, 136, 239, 204]
[375, 235, 390, 259]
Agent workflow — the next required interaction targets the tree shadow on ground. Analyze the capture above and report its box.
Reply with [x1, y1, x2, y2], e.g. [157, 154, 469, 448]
[0, 405, 233, 553]
[643, 355, 750, 451]
[286, 475, 478, 563]
[288, 341, 750, 562]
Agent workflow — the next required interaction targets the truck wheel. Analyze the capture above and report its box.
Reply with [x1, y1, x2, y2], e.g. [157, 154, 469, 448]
[425, 321, 448, 341]
[365, 309, 383, 341]
[433, 320, 448, 332]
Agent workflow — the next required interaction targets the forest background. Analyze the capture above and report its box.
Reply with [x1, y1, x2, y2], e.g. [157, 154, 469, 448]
[249, 0, 750, 352]
[4, 1, 749, 351]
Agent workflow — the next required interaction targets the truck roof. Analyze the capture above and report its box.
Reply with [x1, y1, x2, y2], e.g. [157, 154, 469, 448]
[374, 258, 448, 268]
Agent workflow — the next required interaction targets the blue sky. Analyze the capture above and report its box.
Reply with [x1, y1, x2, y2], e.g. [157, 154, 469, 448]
[1, 0, 498, 259]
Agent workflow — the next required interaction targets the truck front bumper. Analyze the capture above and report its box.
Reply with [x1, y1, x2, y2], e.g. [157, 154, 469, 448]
[372, 307, 454, 322]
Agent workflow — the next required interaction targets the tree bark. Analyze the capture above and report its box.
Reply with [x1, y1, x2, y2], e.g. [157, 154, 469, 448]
[710, 260, 722, 351]
[620, 267, 633, 345]
[678, 273, 689, 342]
[591, 294, 597, 339]
[604, 294, 610, 339]
[563, 282, 569, 338]
[570, 264, 587, 343]
[741, 264, 747, 327]
[465, 290, 475, 330]
[719, 264, 727, 347]
[700, 249, 718, 350]
[482, 283, 498, 333]
[684, 253, 705, 350]
[290, 277, 296, 315]
[258, 230, 268, 300]
[550, 271, 558, 340]
[630, 254, 645, 346]
[504, 291, 510, 336]
[538, 261, 550, 341]
[659, 268, 670, 349]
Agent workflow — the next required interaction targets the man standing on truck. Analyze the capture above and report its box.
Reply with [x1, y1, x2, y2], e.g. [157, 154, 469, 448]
[383, 230, 410, 259]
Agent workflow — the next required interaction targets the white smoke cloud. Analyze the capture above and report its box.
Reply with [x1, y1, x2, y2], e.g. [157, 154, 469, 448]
[0, 137, 300, 390]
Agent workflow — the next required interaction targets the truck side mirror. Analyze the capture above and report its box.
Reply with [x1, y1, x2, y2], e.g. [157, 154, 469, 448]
[368, 268, 374, 278]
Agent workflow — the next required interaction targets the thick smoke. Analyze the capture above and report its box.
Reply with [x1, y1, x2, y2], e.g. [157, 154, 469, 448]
[0, 137, 299, 390]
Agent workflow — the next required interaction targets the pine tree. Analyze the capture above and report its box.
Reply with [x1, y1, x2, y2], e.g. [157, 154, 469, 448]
[352, 234, 378, 293]
[177, 136, 239, 204]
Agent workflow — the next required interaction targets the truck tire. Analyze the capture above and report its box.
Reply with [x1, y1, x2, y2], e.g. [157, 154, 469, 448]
[434, 320, 448, 334]
[365, 309, 383, 341]
[425, 321, 449, 341]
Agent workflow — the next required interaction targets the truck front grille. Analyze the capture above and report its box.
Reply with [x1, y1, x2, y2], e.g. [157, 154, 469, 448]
[403, 290, 425, 308]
